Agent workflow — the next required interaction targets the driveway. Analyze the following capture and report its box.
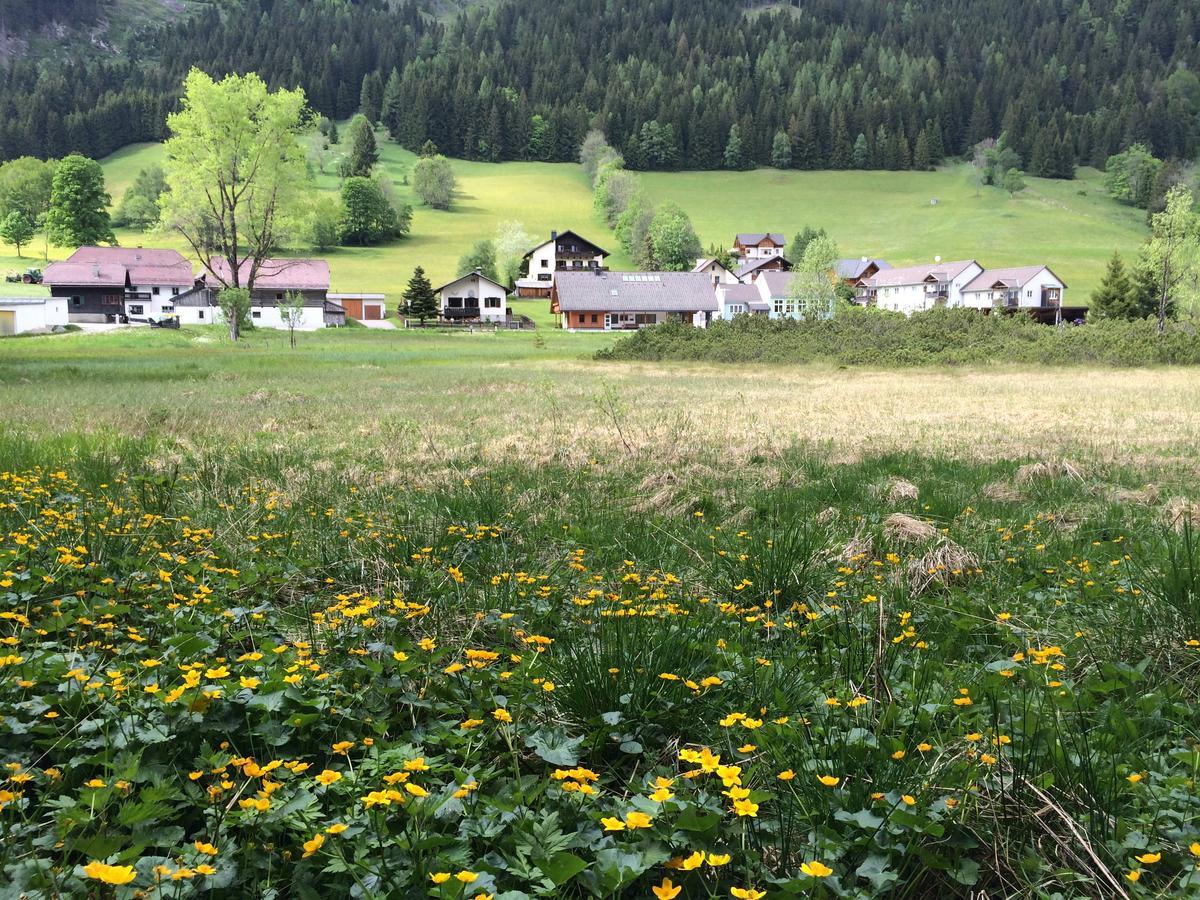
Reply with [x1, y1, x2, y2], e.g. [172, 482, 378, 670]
[359, 319, 396, 330]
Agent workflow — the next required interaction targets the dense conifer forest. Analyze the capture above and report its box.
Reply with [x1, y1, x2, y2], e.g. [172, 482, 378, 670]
[1, 0, 1198, 173]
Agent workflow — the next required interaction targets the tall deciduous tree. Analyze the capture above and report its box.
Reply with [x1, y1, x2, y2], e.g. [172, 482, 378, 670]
[494, 219, 534, 287]
[403, 266, 438, 322]
[789, 234, 840, 319]
[458, 239, 497, 279]
[159, 70, 308, 341]
[412, 155, 456, 209]
[0, 211, 35, 257]
[45, 154, 115, 247]
[646, 203, 701, 271]
[1141, 185, 1200, 333]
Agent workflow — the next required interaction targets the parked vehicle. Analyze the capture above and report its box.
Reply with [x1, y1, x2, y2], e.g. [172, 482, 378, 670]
[4, 268, 43, 284]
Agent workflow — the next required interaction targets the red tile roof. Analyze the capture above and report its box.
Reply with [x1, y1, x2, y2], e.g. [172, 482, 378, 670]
[44, 246, 194, 288]
[207, 257, 330, 291]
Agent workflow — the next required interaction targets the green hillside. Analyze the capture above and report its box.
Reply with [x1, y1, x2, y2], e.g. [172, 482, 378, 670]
[1, 133, 1150, 303]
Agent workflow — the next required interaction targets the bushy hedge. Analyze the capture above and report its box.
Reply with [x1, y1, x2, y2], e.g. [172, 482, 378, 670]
[598, 307, 1200, 366]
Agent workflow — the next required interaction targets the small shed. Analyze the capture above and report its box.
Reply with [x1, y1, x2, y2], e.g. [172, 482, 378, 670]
[329, 293, 386, 321]
[0, 296, 69, 335]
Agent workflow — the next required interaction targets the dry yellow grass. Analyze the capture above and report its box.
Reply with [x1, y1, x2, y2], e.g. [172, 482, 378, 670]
[4, 329, 1200, 477]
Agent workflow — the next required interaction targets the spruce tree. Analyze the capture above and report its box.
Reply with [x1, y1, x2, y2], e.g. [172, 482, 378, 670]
[381, 68, 403, 137]
[1088, 252, 1136, 320]
[359, 71, 383, 124]
[852, 133, 870, 169]
[403, 266, 438, 323]
[770, 131, 792, 169]
[723, 124, 746, 170]
[347, 115, 379, 177]
[913, 130, 932, 170]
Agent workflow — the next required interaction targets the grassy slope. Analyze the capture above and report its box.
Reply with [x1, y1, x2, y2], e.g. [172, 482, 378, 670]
[640, 165, 1146, 297]
[1, 134, 1148, 302]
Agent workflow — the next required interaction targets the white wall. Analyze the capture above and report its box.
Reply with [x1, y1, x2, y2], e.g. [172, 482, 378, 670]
[439, 274, 508, 323]
[246, 305, 327, 330]
[876, 264, 983, 315]
[1, 298, 68, 334]
[960, 269, 1065, 310]
[526, 243, 557, 290]
[178, 304, 326, 330]
[124, 286, 184, 320]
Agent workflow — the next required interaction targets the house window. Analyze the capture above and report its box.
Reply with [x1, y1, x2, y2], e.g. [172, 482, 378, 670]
[128, 304, 144, 315]
[198, 310, 205, 320]
[1026, 289, 1033, 297]
[448, 297, 464, 308]
[537, 273, 551, 282]
[71, 296, 82, 307]
[541, 259, 549, 268]
[590, 314, 598, 323]
[251, 310, 262, 319]
[172, 287, 180, 296]
[484, 297, 501, 309]
[275, 292, 284, 301]
[162, 304, 175, 313]
[152, 287, 161, 296]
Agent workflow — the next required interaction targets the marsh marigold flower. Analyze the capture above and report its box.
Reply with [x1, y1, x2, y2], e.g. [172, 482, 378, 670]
[82, 861, 137, 885]
[314, 770, 341, 786]
[730, 888, 766, 900]
[801, 860, 833, 878]
[653, 877, 682, 899]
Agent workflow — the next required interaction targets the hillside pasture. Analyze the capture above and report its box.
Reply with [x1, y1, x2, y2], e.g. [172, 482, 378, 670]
[0, 134, 1148, 303]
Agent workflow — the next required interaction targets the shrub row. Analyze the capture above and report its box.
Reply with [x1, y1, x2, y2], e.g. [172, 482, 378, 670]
[597, 308, 1200, 366]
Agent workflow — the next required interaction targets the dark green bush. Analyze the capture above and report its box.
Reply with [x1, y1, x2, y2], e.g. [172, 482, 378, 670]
[597, 308, 1200, 366]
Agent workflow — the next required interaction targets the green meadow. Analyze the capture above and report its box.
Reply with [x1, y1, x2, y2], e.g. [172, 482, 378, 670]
[1, 131, 1149, 302]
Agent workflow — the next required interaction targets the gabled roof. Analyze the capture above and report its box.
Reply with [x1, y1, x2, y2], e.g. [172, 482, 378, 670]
[962, 265, 1066, 292]
[207, 257, 330, 291]
[44, 246, 194, 288]
[555, 271, 718, 312]
[693, 258, 731, 273]
[719, 283, 760, 304]
[758, 270, 800, 299]
[864, 260, 978, 288]
[835, 258, 892, 280]
[522, 229, 610, 260]
[735, 256, 793, 279]
[735, 232, 786, 246]
[433, 271, 509, 294]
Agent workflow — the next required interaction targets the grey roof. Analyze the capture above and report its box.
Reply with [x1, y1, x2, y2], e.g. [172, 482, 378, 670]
[835, 258, 892, 280]
[721, 283, 760, 303]
[962, 265, 1066, 292]
[758, 270, 798, 299]
[555, 271, 717, 312]
[864, 260, 978, 288]
[735, 256, 793, 279]
[433, 271, 509, 294]
[735, 233, 786, 246]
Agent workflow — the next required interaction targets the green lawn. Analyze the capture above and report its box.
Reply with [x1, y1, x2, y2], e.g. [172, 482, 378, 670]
[0, 133, 1149, 303]
[640, 165, 1147, 298]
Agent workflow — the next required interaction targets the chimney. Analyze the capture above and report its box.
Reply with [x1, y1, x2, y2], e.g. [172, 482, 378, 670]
[92, 264, 100, 278]
[550, 230, 558, 241]
[135, 253, 141, 262]
[861, 256, 868, 262]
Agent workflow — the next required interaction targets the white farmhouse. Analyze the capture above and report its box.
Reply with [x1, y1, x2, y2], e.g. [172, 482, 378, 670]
[43, 247, 196, 323]
[515, 230, 609, 298]
[0, 296, 69, 335]
[858, 259, 983, 314]
[960, 266, 1067, 311]
[435, 271, 510, 323]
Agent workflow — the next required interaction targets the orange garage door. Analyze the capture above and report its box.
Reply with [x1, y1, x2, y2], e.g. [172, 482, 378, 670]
[341, 299, 364, 319]
[364, 303, 382, 320]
